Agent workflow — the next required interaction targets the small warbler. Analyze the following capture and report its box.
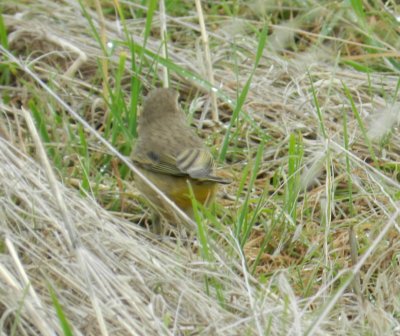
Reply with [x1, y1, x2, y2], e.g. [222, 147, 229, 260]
[132, 88, 229, 231]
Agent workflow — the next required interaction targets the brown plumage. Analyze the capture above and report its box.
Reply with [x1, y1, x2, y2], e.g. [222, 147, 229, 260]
[132, 88, 229, 230]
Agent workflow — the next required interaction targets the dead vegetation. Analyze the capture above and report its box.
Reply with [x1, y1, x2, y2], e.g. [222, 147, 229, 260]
[1, 0, 400, 335]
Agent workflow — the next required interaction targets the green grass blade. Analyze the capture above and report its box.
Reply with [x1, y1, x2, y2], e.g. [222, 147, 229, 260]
[342, 81, 377, 163]
[238, 140, 265, 246]
[10, 285, 30, 336]
[286, 133, 303, 224]
[0, 11, 11, 85]
[219, 24, 268, 161]
[48, 285, 73, 336]
[349, 0, 365, 22]
[142, 0, 157, 55]
[308, 72, 327, 139]
[78, 0, 106, 54]
[342, 109, 354, 216]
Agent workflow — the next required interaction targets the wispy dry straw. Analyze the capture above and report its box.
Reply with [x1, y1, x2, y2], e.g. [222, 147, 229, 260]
[194, 0, 219, 122]
[1, 0, 400, 335]
[159, 0, 169, 88]
[0, 134, 312, 335]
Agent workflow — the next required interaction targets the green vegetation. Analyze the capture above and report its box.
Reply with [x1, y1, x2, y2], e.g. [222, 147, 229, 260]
[0, 0, 399, 335]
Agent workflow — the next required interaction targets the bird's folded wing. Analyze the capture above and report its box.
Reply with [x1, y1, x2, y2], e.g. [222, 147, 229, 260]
[134, 148, 230, 184]
[176, 148, 213, 178]
[133, 150, 185, 177]
[177, 148, 231, 184]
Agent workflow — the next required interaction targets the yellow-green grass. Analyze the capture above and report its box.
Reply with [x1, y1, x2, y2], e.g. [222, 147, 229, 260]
[1, 0, 400, 335]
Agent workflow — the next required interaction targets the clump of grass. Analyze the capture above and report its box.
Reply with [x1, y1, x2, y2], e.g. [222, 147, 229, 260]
[1, 0, 400, 335]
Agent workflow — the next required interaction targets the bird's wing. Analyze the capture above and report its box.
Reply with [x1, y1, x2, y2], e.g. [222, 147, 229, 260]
[176, 148, 214, 178]
[177, 148, 231, 184]
[133, 150, 185, 177]
[134, 148, 230, 184]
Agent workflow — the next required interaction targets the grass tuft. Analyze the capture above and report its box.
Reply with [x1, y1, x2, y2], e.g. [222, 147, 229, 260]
[1, 0, 400, 335]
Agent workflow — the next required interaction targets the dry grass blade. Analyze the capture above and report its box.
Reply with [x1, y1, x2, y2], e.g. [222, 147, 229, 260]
[159, 0, 169, 88]
[0, 46, 198, 232]
[194, 0, 219, 122]
[1, 0, 400, 335]
[0, 136, 304, 335]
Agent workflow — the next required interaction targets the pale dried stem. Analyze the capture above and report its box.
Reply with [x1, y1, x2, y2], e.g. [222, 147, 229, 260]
[5, 237, 56, 336]
[159, 0, 169, 88]
[194, 0, 219, 122]
[0, 47, 198, 232]
[21, 106, 109, 336]
[94, 0, 110, 100]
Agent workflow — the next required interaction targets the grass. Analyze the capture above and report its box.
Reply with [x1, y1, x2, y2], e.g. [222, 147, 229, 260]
[1, 0, 400, 335]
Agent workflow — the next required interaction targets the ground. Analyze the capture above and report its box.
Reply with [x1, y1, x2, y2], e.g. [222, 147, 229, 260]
[1, 1, 400, 335]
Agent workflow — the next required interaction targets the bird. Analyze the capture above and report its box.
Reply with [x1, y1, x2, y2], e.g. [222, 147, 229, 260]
[132, 88, 230, 232]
